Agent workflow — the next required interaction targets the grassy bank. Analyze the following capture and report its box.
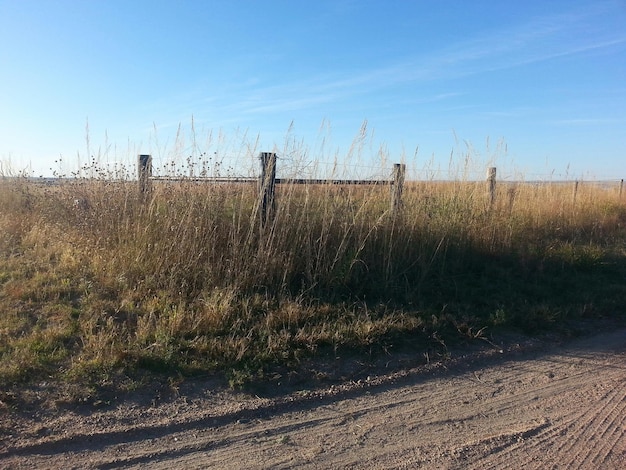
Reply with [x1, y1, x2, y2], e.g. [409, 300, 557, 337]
[1, 166, 626, 400]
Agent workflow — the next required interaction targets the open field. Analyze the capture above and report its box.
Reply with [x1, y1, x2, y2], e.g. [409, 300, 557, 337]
[1, 166, 626, 408]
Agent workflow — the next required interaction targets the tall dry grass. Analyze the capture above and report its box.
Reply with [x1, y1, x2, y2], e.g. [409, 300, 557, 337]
[1, 142, 626, 392]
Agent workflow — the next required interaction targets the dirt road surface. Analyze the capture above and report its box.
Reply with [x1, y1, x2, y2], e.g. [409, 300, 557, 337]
[1, 327, 625, 469]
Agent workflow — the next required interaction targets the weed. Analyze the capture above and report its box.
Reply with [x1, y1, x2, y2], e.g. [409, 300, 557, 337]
[1, 138, 626, 400]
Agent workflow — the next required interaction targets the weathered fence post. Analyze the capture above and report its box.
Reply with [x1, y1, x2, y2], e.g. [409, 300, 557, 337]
[487, 167, 496, 208]
[391, 163, 406, 215]
[619, 179, 623, 200]
[259, 152, 277, 228]
[572, 180, 579, 204]
[507, 185, 517, 215]
[138, 154, 152, 197]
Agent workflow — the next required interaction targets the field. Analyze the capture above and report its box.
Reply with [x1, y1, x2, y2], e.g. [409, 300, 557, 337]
[1, 159, 626, 407]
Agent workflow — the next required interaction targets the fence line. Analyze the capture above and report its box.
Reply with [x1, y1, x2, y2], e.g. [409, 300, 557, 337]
[137, 153, 624, 228]
[139, 152, 407, 227]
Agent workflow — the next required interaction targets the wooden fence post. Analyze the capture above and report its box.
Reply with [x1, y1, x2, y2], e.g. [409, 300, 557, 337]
[138, 154, 152, 197]
[259, 152, 277, 228]
[391, 163, 406, 215]
[619, 179, 623, 200]
[572, 180, 579, 204]
[487, 167, 496, 207]
[507, 185, 517, 215]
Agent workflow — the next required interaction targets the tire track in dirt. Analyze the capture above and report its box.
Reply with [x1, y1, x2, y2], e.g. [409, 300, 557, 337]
[458, 381, 626, 469]
[569, 383, 626, 469]
[446, 337, 626, 469]
[113, 332, 626, 469]
[2, 328, 625, 469]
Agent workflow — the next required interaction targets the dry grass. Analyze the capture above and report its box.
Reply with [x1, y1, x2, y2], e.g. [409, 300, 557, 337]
[1, 153, 626, 396]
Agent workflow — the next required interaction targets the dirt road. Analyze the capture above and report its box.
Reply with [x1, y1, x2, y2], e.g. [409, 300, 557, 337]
[1, 327, 625, 469]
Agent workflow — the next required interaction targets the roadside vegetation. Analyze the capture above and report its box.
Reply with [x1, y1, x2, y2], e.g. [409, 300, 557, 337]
[1, 141, 626, 405]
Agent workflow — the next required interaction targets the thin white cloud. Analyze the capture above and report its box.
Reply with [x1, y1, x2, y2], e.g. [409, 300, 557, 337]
[549, 118, 624, 125]
[177, 2, 626, 126]
[399, 7, 626, 81]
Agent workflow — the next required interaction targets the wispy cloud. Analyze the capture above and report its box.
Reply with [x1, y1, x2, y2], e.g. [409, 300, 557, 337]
[183, 3, 625, 125]
[399, 7, 626, 81]
[549, 117, 624, 126]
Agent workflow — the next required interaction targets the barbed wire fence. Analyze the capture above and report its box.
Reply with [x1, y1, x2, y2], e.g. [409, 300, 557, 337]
[138, 152, 624, 230]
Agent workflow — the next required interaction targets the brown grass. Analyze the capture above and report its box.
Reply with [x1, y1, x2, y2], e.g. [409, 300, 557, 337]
[1, 155, 626, 394]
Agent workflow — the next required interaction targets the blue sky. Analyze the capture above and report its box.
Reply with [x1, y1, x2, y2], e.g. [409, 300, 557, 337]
[1, 0, 625, 180]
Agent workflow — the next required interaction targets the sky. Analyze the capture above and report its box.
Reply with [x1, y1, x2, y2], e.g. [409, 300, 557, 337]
[1, 0, 625, 180]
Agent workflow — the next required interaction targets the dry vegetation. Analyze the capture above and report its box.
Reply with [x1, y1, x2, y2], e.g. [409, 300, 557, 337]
[1, 149, 626, 404]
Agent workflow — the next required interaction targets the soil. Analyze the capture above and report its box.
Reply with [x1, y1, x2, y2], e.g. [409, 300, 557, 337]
[1, 324, 625, 469]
